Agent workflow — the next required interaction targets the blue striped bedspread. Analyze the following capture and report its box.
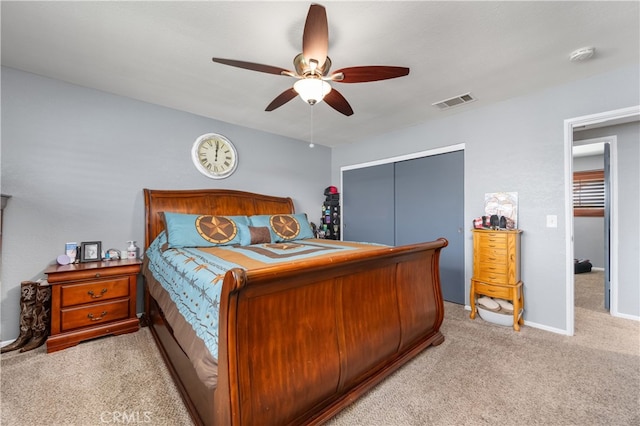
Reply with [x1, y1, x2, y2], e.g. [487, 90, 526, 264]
[145, 232, 385, 359]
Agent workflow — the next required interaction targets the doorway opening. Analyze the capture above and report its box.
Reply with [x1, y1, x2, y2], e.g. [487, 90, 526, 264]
[572, 136, 615, 314]
[564, 105, 640, 336]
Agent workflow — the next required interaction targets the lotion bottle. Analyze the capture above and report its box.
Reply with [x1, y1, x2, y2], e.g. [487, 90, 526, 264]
[127, 241, 139, 259]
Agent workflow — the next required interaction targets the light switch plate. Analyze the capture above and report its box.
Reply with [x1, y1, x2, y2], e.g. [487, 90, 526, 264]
[546, 215, 558, 228]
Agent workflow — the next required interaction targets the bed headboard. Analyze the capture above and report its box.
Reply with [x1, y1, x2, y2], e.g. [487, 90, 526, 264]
[143, 189, 295, 248]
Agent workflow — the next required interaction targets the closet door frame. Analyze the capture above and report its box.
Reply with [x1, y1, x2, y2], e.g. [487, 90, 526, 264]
[341, 144, 465, 180]
[340, 143, 465, 230]
[341, 162, 395, 245]
[340, 143, 465, 301]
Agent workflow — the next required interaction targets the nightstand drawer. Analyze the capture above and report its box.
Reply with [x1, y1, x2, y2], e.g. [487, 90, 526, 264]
[61, 299, 130, 332]
[46, 259, 141, 353]
[60, 277, 130, 307]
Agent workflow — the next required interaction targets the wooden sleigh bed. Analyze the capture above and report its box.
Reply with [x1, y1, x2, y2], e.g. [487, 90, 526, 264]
[142, 188, 448, 426]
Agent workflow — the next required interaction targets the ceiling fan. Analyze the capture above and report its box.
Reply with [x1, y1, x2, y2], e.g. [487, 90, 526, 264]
[212, 3, 410, 116]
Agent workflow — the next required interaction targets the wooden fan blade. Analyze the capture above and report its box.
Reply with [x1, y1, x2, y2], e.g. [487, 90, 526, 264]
[212, 58, 294, 76]
[265, 88, 298, 111]
[331, 66, 410, 83]
[323, 89, 354, 116]
[302, 4, 328, 68]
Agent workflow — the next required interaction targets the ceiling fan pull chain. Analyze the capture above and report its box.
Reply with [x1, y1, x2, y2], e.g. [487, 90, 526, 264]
[309, 104, 315, 148]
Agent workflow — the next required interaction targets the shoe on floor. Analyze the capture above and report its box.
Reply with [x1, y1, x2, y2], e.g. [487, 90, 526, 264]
[494, 298, 514, 314]
[477, 296, 500, 312]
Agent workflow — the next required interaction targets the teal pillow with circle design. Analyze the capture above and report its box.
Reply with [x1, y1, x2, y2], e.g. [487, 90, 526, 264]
[249, 214, 315, 242]
[162, 212, 251, 249]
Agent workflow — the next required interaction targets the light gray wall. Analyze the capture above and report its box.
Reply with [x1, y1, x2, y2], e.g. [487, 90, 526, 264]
[3, 64, 638, 340]
[332, 64, 640, 331]
[572, 154, 604, 267]
[1, 67, 331, 340]
[574, 122, 640, 317]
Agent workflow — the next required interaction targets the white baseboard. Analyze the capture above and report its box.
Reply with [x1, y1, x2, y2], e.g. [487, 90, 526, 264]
[521, 319, 570, 335]
[612, 311, 640, 321]
[1, 339, 16, 348]
[464, 304, 570, 335]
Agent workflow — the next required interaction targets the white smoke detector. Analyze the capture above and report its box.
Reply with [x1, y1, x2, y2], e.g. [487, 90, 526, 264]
[569, 47, 596, 62]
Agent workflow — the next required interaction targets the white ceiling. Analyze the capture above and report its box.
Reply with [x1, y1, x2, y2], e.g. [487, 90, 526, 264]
[2, 1, 639, 147]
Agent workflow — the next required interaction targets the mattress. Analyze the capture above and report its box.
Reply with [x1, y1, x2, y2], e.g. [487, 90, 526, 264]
[143, 233, 385, 388]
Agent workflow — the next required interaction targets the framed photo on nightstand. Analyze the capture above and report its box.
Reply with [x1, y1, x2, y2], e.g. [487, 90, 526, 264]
[80, 241, 101, 263]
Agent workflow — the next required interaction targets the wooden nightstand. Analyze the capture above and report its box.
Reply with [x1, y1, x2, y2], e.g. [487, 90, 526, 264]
[469, 229, 524, 331]
[45, 259, 141, 353]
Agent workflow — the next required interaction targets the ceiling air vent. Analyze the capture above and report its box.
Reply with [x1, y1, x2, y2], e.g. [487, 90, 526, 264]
[432, 92, 476, 110]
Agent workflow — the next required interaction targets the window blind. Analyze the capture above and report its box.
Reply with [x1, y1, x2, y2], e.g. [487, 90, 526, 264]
[573, 169, 605, 217]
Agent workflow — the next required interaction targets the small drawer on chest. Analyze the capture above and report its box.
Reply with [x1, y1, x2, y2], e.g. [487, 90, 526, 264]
[478, 233, 508, 249]
[475, 269, 509, 285]
[61, 299, 130, 332]
[477, 247, 508, 264]
[474, 281, 512, 299]
[60, 277, 130, 307]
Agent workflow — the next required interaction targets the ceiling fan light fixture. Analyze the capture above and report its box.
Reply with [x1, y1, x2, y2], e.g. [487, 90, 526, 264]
[294, 78, 332, 105]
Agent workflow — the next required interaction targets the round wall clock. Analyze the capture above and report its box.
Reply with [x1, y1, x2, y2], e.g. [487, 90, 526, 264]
[191, 133, 238, 179]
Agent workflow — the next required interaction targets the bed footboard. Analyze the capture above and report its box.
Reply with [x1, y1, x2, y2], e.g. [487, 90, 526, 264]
[143, 188, 447, 426]
[214, 238, 448, 426]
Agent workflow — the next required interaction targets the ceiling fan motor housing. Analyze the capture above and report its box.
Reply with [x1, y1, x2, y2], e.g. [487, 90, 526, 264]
[294, 53, 332, 76]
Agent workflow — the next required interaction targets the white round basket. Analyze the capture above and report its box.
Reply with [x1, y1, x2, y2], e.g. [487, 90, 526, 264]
[477, 306, 512, 327]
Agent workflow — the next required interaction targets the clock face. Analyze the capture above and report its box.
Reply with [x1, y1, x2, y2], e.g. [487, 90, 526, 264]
[191, 133, 238, 179]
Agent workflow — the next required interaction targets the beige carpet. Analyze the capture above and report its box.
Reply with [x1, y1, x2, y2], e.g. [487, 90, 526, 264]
[575, 269, 607, 313]
[329, 300, 639, 425]
[1, 327, 193, 425]
[2, 295, 638, 425]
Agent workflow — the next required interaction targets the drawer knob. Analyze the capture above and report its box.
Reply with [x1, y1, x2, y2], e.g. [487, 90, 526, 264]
[88, 288, 108, 298]
[95, 273, 101, 278]
[88, 311, 108, 321]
